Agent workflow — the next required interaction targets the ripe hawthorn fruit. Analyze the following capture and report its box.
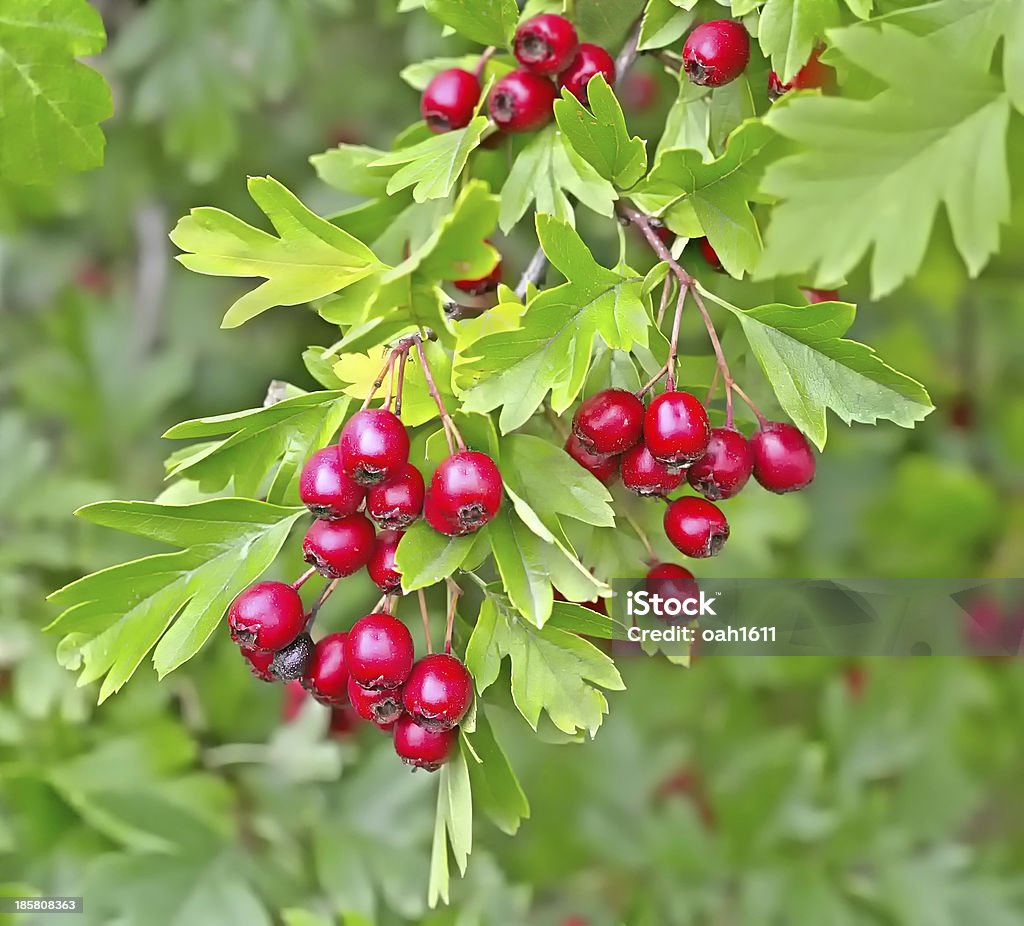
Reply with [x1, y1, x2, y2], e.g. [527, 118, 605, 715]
[564, 432, 620, 485]
[345, 612, 415, 689]
[302, 514, 376, 578]
[367, 529, 403, 594]
[558, 43, 616, 103]
[299, 446, 365, 520]
[338, 408, 410, 486]
[366, 462, 424, 530]
[513, 13, 579, 75]
[228, 581, 305, 652]
[572, 388, 645, 455]
[402, 653, 474, 732]
[664, 496, 730, 558]
[621, 442, 685, 497]
[682, 20, 750, 87]
[687, 428, 754, 500]
[489, 70, 557, 132]
[421, 68, 480, 132]
[393, 715, 457, 771]
[424, 451, 503, 535]
[750, 422, 816, 493]
[301, 632, 350, 705]
[347, 675, 404, 726]
[644, 391, 711, 466]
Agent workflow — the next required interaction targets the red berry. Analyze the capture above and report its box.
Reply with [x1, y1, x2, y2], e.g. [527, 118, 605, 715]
[367, 529, 403, 593]
[301, 632, 350, 705]
[299, 446, 365, 520]
[454, 246, 503, 295]
[228, 581, 305, 652]
[645, 563, 700, 619]
[489, 70, 557, 133]
[652, 217, 675, 247]
[338, 408, 410, 486]
[621, 70, 659, 111]
[328, 705, 360, 737]
[699, 238, 724, 272]
[345, 613, 415, 689]
[513, 14, 579, 75]
[768, 48, 834, 101]
[664, 496, 729, 558]
[424, 451, 503, 535]
[302, 514, 376, 578]
[564, 433, 620, 485]
[687, 428, 753, 500]
[621, 443, 685, 497]
[366, 463, 424, 530]
[347, 675, 404, 726]
[682, 20, 750, 87]
[558, 43, 616, 103]
[393, 715, 457, 772]
[402, 653, 474, 732]
[421, 68, 481, 132]
[644, 391, 711, 466]
[750, 422, 816, 493]
[572, 388, 645, 455]
[269, 632, 315, 682]
[242, 648, 275, 682]
[803, 288, 839, 304]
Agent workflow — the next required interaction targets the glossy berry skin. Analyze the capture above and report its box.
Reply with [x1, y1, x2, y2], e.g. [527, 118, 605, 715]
[572, 388, 645, 455]
[301, 632, 350, 705]
[367, 529, 403, 594]
[242, 647, 275, 682]
[393, 715, 457, 772]
[645, 563, 700, 619]
[621, 443, 685, 497]
[489, 70, 557, 133]
[366, 463, 424, 530]
[558, 43, 616, 103]
[682, 20, 750, 88]
[270, 633, 315, 682]
[699, 238, 724, 272]
[564, 433, 620, 485]
[338, 408, 410, 486]
[302, 514, 376, 578]
[454, 251, 502, 295]
[687, 428, 754, 500]
[424, 451, 503, 535]
[299, 446, 365, 520]
[347, 676, 404, 726]
[768, 49, 834, 101]
[664, 496, 729, 558]
[345, 613, 415, 689]
[750, 422, 816, 493]
[228, 581, 305, 652]
[421, 68, 481, 133]
[513, 14, 578, 75]
[402, 654, 474, 732]
[644, 391, 711, 466]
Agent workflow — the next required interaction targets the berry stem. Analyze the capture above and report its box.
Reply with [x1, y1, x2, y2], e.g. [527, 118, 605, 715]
[515, 245, 550, 300]
[444, 578, 462, 656]
[688, 285, 735, 427]
[730, 382, 767, 427]
[474, 46, 496, 80]
[413, 336, 466, 452]
[704, 365, 721, 406]
[393, 347, 409, 417]
[621, 507, 657, 564]
[544, 403, 570, 439]
[372, 592, 390, 614]
[417, 588, 434, 654]
[636, 363, 670, 398]
[307, 577, 341, 629]
[292, 566, 317, 590]
[655, 274, 673, 327]
[361, 350, 398, 411]
[665, 281, 689, 392]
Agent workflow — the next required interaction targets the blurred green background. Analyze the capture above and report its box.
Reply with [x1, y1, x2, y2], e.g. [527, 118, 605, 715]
[1, 2, 1023, 924]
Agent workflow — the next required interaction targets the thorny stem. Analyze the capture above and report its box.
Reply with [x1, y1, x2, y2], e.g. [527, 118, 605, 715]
[292, 566, 317, 590]
[417, 588, 434, 654]
[413, 336, 466, 451]
[444, 578, 462, 655]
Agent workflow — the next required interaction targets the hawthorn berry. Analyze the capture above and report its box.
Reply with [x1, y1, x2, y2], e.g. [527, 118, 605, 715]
[513, 14, 579, 75]
[621, 70, 659, 112]
[367, 529, 403, 594]
[366, 463, 424, 530]
[454, 246, 503, 295]
[489, 70, 557, 133]
[328, 705, 360, 738]
[242, 647, 275, 682]
[750, 422, 816, 493]
[269, 632, 315, 682]
[644, 391, 711, 465]
[345, 613, 415, 689]
[421, 68, 481, 133]
[687, 428, 754, 500]
[621, 443, 685, 497]
[301, 632, 350, 705]
[424, 451, 503, 535]
[767, 48, 834, 101]
[393, 715, 457, 772]
[682, 20, 750, 88]
[347, 675, 404, 726]
[558, 43, 616, 104]
[338, 408, 410, 486]
[664, 496, 729, 558]
[302, 514, 376, 578]
[699, 238, 724, 272]
[804, 288, 839, 304]
[228, 581, 305, 652]
[402, 653, 474, 732]
[564, 432, 620, 485]
[299, 446, 365, 520]
[645, 563, 700, 619]
[572, 388, 645, 455]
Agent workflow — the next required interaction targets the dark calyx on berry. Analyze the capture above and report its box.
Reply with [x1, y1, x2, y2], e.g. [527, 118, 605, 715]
[488, 71, 557, 133]
[393, 714, 457, 772]
[564, 432, 620, 485]
[768, 48, 834, 101]
[664, 496, 730, 558]
[366, 463, 424, 530]
[302, 513, 376, 578]
[228, 581, 306, 652]
[513, 14, 579, 75]
[402, 653, 474, 732]
[421, 68, 481, 132]
[299, 446, 365, 520]
[242, 648, 276, 682]
[347, 676, 404, 726]
[572, 388, 645, 455]
[338, 408, 410, 486]
[687, 428, 754, 500]
[621, 442, 685, 497]
[682, 20, 751, 88]
[558, 43, 616, 104]
[424, 451, 503, 535]
[270, 632, 315, 682]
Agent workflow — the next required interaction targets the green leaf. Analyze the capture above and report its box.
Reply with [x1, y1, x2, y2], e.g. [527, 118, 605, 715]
[487, 508, 553, 627]
[465, 594, 624, 736]
[546, 601, 626, 640]
[163, 391, 349, 504]
[0, 0, 112, 185]
[423, 0, 520, 45]
[371, 117, 489, 203]
[638, 0, 695, 51]
[658, 81, 712, 162]
[701, 287, 935, 448]
[758, 24, 1012, 296]
[553, 78, 648, 188]
[47, 499, 305, 698]
[458, 214, 648, 432]
[170, 176, 383, 328]
[400, 55, 513, 90]
[758, 0, 842, 83]
[395, 520, 476, 592]
[310, 144, 394, 197]
[463, 712, 530, 836]
[428, 743, 473, 908]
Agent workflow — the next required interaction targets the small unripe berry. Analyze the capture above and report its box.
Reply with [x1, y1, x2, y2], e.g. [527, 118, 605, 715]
[302, 514, 376, 578]
[270, 632, 315, 682]
[687, 428, 754, 500]
[664, 496, 729, 558]
[564, 432, 620, 485]
[489, 70, 557, 133]
[367, 529, 403, 593]
[621, 443, 685, 497]
[242, 647, 275, 682]
[402, 653, 474, 732]
[513, 14, 579, 75]
[338, 408, 410, 486]
[699, 238, 724, 272]
[347, 675, 404, 726]
[644, 391, 711, 465]
[750, 422, 816, 493]
[366, 463, 424, 530]
[558, 43, 616, 104]
[393, 715, 457, 771]
[645, 563, 700, 619]
[682, 20, 750, 88]
[301, 632, 350, 705]
[228, 581, 305, 652]
[421, 68, 481, 132]
[424, 451, 503, 535]
[345, 613, 415, 689]
[572, 388, 645, 455]
[299, 446, 365, 520]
